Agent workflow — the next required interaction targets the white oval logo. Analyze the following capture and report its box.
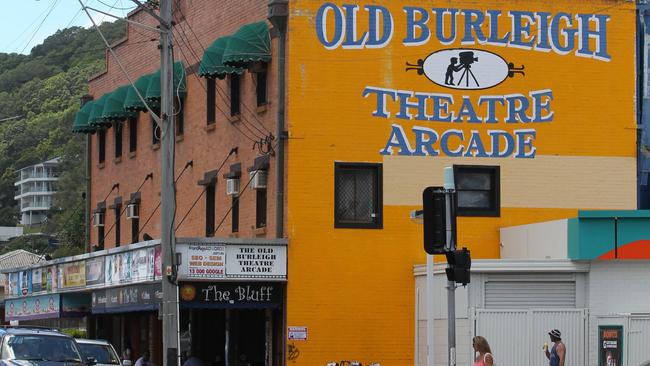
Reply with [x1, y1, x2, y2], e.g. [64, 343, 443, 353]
[407, 48, 523, 90]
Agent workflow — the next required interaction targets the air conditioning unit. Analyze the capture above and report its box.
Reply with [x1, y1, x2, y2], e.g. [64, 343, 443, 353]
[126, 203, 139, 220]
[226, 178, 240, 196]
[93, 212, 104, 227]
[249, 170, 267, 189]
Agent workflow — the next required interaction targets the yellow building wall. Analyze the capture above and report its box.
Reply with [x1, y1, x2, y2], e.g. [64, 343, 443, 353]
[285, 1, 637, 364]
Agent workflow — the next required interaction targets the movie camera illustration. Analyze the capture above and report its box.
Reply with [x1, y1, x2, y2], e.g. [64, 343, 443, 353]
[406, 48, 525, 90]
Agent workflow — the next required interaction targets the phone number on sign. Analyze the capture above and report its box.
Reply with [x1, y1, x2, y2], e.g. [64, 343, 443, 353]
[188, 268, 224, 277]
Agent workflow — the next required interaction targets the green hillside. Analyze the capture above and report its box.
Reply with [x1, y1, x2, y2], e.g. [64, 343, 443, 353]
[0, 21, 126, 256]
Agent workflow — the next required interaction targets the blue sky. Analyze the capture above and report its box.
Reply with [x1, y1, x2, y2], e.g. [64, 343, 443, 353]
[0, 0, 138, 55]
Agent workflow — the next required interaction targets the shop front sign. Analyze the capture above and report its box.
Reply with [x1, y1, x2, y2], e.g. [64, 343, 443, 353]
[86, 257, 105, 287]
[61, 261, 86, 288]
[225, 245, 286, 279]
[179, 282, 283, 308]
[179, 243, 226, 279]
[92, 283, 162, 314]
[177, 243, 286, 280]
[105, 247, 158, 286]
[5, 294, 60, 321]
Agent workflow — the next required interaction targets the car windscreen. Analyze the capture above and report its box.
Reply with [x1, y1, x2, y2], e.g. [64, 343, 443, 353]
[77, 344, 120, 365]
[1, 334, 82, 362]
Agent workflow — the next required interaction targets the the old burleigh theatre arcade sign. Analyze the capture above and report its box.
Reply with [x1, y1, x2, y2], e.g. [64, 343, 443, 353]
[314, 3, 615, 159]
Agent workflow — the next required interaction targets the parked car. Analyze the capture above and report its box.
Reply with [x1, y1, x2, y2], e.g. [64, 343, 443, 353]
[0, 327, 85, 365]
[75, 340, 121, 366]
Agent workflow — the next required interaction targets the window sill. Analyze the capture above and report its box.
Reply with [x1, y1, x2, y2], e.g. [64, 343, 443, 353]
[114, 156, 122, 164]
[128, 151, 137, 159]
[152, 143, 160, 151]
[229, 114, 241, 124]
[252, 226, 266, 236]
[176, 134, 184, 143]
[204, 123, 216, 132]
[229, 232, 239, 238]
[256, 104, 268, 114]
[98, 162, 105, 169]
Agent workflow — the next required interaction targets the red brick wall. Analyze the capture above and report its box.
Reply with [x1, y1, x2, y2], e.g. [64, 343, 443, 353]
[88, 1, 281, 249]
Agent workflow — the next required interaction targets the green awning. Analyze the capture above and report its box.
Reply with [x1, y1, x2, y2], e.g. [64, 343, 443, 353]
[88, 94, 111, 128]
[72, 101, 96, 134]
[222, 21, 271, 66]
[198, 36, 245, 78]
[124, 74, 153, 112]
[102, 85, 137, 121]
[145, 62, 187, 103]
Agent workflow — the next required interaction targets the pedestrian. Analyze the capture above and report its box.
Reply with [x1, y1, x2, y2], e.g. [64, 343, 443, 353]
[134, 350, 153, 366]
[472, 336, 494, 366]
[544, 329, 566, 366]
[122, 348, 132, 366]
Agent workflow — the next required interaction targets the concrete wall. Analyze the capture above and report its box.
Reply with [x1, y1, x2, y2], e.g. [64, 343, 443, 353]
[500, 219, 568, 260]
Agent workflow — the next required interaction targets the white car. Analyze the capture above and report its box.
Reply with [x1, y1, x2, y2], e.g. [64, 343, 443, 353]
[75, 339, 122, 366]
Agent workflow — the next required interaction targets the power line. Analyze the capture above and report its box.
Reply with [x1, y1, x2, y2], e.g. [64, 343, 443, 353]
[210, 145, 276, 237]
[1, 1, 58, 53]
[96, 0, 137, 11]
[171, 34, 260, 144]
[173, 4, 272, 136]
[19, 0, 61, 55]
[171, 23, 274, 148]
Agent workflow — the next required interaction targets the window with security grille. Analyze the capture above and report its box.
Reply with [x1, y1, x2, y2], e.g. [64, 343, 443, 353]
[454, 165, 500, 217]
[334, 163, 383, 228]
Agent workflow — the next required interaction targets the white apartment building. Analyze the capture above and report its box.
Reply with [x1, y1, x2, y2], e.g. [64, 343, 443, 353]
[14, 158, 60, 226]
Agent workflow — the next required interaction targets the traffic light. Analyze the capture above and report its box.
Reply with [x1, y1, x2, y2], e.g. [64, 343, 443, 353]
[445, 248, 471, 285]
[422, 186, 456, 254]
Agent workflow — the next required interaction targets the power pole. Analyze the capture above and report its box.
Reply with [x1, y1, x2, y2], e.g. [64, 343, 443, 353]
[159, 1, 179, 366]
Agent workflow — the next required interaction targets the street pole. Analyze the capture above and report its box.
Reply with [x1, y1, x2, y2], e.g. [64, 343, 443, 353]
[159, 1, 179, 366]
[443, 167, 456, 366]
[426, 253, 435, 366]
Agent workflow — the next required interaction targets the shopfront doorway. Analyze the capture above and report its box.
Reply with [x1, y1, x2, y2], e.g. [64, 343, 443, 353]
[179, 282, 285, 366]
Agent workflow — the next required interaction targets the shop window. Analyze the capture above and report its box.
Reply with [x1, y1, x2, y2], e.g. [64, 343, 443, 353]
[175, 98, 184, 136]
[334, 162, 383, 229]
[232, 196, 239, 233]
[256, 188, 267, 228]
[230, 74, 241, 116]
[128, 116, 138, 153]
[206, 78, 216, 125]
[114, 122, 123, 158]
[453, 165, 500, 217]
[256, 71, 267, 106]
[98, 130, 106, 164]
[206, 182, 216, 236]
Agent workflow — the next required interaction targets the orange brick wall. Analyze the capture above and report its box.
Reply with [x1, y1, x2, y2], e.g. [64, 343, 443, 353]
[88, 1, 280, 248]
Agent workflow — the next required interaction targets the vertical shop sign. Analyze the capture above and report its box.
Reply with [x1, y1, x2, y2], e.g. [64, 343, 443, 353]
[599, 325, 623, 366]
[32, 268, 42, 293]
[86, 257, 105, 287]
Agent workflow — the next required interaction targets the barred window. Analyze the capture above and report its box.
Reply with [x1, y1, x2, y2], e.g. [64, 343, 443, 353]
[454, 165, 500, 217]
[334, 163, 382, 229]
